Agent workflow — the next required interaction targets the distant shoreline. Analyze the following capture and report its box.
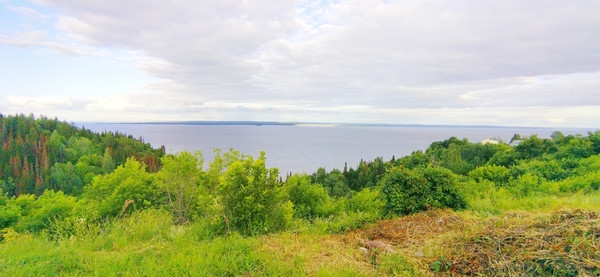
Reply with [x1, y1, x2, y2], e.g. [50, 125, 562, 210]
[81, 121, 558, 129]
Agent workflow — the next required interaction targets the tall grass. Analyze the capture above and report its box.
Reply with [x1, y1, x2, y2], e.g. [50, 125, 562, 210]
[0, 208, 403, 276]
[3, 176, 600, 275]
[461, 179, 600, 214]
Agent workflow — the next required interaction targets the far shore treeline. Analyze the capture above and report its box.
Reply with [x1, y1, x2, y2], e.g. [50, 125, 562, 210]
[2, 113, 600, 275]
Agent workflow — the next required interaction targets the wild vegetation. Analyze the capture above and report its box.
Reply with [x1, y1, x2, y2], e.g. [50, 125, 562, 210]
[1, 113, 600, 276]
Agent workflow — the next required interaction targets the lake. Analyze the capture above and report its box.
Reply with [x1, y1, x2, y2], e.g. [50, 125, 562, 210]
[81, 123, 593, 174]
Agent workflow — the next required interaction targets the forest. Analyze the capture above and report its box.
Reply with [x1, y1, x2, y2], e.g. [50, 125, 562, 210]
[1, 113, 600, 276]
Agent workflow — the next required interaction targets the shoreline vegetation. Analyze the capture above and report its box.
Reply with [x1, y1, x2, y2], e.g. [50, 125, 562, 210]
[1, 113, 600, 276]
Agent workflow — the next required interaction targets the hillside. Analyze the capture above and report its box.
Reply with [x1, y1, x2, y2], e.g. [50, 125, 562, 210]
[0, 114, 165, 196]
[1, 114, 600, 276]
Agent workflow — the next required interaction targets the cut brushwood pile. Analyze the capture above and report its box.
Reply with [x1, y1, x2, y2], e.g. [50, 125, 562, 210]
[348, 209, 600, 276]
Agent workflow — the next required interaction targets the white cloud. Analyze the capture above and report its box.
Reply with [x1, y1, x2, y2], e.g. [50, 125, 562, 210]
[6, 3, 45, 19]
[7, 96, 74, 109]
[2, 0, 600, 126]
[0, 31, 101, 56]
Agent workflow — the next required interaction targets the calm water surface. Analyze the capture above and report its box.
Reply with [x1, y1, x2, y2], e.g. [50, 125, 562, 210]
[82, 124, 592, 174]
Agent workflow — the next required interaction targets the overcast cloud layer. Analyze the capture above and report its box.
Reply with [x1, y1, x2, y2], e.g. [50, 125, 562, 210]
[1, 0, 599, 127]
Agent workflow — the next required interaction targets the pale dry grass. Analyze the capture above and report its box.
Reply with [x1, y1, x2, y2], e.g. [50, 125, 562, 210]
[258, 232, 378, 276]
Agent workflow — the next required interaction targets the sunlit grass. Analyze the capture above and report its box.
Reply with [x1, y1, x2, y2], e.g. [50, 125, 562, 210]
[2, 186, 599, 276]
[465, 187, 600, 214]
[0, 209, 421, 276]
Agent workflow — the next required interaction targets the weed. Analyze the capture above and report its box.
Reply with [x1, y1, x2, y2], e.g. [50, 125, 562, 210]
[429, 256, 452, 273]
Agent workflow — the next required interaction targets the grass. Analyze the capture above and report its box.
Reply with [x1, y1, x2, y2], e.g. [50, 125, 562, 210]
[2, 193, 600, 276]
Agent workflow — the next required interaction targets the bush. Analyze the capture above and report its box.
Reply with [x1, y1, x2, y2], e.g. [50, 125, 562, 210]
[349, 187, 384, 216]
[468, 165, 510, 187]
[381, 166, 466, 216]
[84, 158, 161, 217]
[0, 190, 20, 229]
[16, 190, 77, 232]
[156, 151, 207, 224]
[218, 151, 292, 235]
[286, 174, 335, 219]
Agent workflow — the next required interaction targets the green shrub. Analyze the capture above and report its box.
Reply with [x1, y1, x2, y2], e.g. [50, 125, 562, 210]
[156, 151, 207, 224]
[12, 190, 77, 232]
[218, 151, 292, 235]
[509, 173, 542, 198]
[468, 165, 510, 187]
[84, 158, 161, 217]
[0, 191, 20, 229]
[349, 187, 384, 217]
[381, 166, 466, 216]
[286, 174, 335, 219]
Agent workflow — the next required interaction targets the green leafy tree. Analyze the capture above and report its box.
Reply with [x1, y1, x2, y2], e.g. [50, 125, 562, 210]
[49, 162, 84, 194]
[218, 151, 292, 235]
[555, 136, 593, 159]
[468, 165, 510, 187]
[47, 130, 67, 164]
[487, 147, 519, 167]
[381, 166, 466, 216]
[65, 136, 93, 163]
[286, 174, 333, 219]
[394, 150, 431, 169]
[15, 190, 77, 232]
[0, 189, 20, 229]
[75, 154, 104, 185]
[101, 148, 116, 173]
[588, 130, 600, 154]
[440, 143, 472, 175]
[311, 168, 351, 198]
[349, 187, 384, 216]
[515, 135, 548, 160]
[206, 148, 247, 191]
[156, 151, 206, 224]
[511, 159, 570, 182]
[85, 158, 160, 217]
[421, 167, 467, 210]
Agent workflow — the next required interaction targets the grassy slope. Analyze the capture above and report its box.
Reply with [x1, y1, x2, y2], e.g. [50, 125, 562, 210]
[2, 193, 599, 276]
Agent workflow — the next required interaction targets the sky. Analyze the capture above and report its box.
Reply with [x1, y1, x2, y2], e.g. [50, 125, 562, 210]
[1, 0, 599, 127]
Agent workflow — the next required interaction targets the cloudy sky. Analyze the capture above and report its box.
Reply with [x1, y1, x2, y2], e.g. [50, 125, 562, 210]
[1, 0, 599, 127]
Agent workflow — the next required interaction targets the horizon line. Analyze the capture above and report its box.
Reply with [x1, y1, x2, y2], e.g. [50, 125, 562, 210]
[75, 120, 598, 130]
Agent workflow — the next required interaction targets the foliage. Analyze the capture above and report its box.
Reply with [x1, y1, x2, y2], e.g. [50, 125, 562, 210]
[218, 151, 292, 235]
[14, 190, 78, 232]
[344, 157, 387, 191]
[381, 166, 466, 216]
[84, 158, 161, 217]
[48, 162, 84, 194]
[0, 190, 20, 229]
[349, 187, 384, 216]
[286, 174, 335, 219]
[515, 135, 549, 160]
[156, 151, 207, 224]
[312, 168, 351, 198]
[468, 164, 510, 187]
[394, 150, 431, 169]
[1, 115, 600, 276]
[0, 113, 164, 197]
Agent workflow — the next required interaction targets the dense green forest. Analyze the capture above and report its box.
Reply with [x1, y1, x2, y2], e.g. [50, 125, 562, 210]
[0, 114, 165, 196]
[1, 113, 600, 276]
